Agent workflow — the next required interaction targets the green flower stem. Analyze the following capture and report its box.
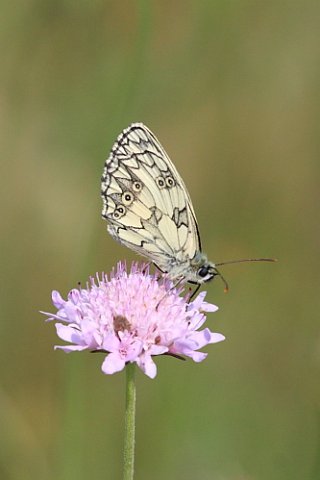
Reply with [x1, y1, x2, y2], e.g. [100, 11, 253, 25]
[123, 362, 136, 480]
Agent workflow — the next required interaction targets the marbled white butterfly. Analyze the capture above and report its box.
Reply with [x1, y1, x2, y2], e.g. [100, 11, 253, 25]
[101, 123, 274, 290]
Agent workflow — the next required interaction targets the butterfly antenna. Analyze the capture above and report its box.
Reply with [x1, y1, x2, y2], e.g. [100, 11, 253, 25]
[215, 258, 277, 267]
[215, 268, 229, 293]
[214, 258, 277, 292]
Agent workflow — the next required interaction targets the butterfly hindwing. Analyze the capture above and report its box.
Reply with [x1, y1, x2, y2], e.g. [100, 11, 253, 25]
[101, 123, 200, 273]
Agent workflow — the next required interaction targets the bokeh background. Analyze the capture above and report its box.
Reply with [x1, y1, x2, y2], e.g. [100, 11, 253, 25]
[1, 2, 319, 479]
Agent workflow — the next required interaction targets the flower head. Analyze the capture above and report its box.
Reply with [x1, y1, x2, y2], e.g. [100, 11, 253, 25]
[43, 262, 225, 378]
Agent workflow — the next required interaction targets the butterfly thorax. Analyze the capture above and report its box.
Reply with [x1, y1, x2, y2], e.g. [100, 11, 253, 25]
[164, 251, 218, 285]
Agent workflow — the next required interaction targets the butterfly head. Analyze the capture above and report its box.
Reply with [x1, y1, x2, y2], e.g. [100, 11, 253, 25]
[189, 252, 224, 286]
[196, 263, 219, 283]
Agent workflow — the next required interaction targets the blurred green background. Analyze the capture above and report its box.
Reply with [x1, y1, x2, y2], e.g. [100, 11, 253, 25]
[1, 1, 319, 479]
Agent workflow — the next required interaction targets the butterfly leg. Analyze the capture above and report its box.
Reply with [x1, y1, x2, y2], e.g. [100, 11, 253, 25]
[155, 277, 185, 311]
[187, 283, 201, 302]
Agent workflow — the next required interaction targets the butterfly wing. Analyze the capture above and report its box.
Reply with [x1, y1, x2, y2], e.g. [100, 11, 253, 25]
[101, 123, 201, 276]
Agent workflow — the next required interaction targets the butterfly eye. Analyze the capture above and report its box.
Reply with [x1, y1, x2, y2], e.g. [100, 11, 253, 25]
[156, 177, 166, 188]
[122, 191, 134, 205]
[113, 205, 126, 219]
[165, 176, 175, 188]
[198, 266, 209, 278]
[132, 181, 142, 192]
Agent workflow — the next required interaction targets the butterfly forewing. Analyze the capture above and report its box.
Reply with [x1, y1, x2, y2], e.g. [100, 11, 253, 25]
[101, 123, 201, 277]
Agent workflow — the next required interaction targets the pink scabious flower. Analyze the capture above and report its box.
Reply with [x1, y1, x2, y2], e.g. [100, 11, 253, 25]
[43, 262, 225, 378]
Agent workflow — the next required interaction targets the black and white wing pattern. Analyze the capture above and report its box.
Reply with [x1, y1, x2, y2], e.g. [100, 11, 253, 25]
[101, 123, 216, 284]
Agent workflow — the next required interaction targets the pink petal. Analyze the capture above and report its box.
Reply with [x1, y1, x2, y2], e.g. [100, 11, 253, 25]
[189, 291, 218, 313]
[137, 354, 157, 379]
[188, 291, 206, 309]
[187, 351, 207, 362]
[201, 302, 219, 313]
[187, 328, 215, 349]
[40, 311, 63, 322]
[55, 323, 83, 344]
[209, 333, 225, 344]
[102, 333, 120, 352]
[102, 353, 125, 374]
[52, 290, 65, 308]
[55, 345, 88, 352]
[124, 340, 144, 361]
[148, 345, 168, 356]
